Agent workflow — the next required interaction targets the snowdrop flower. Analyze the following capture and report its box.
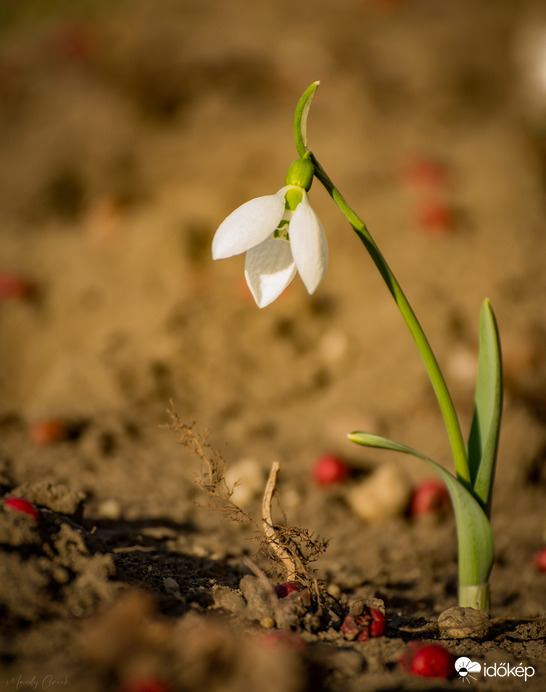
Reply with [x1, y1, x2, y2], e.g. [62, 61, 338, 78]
[212, 158, 328, 308]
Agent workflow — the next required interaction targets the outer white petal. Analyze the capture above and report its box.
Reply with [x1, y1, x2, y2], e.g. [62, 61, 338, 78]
[212, 189, 287, 260]
[288, 192, 328, 294]
[244, 235, 297, 308]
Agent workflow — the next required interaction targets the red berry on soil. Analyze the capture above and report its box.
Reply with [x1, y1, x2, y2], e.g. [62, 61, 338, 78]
[52, 21, 98, 64]
[313, 454, 350, 486]
[409, 479, 451, 516]
[415, 200, 455, 235]
[368, 608, 387, 638]
[399, 641, 455, 679]
[341, 607, 386, 642]
[533, 547, 546, 572]
[4, 497, 39, 520]
[30, 420, 70, 445]
[263, 630, 306, 652]
[274, 581, 301, 598]
[117, 677, 172, 692]
[402, 157, 448, 188]
[0, 272, 36, 300]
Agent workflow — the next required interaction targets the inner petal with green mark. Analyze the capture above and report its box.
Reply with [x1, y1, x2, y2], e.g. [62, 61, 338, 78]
[272, 218, 290, 241]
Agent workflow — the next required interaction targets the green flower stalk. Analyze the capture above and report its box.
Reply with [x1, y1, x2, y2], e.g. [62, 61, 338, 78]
[294, 82, 502, 612]
[212, 81, 503, 613]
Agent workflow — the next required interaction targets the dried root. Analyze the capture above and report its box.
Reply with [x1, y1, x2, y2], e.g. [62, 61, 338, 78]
[262, 461, 327, 586]
[166, 403, 327, 588]
[166, 404, 253, 527]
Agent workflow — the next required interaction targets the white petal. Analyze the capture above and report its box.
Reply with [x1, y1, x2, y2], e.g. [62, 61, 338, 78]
[212, 189, 286, 260]
[244, 235, 297, 308]
[289, 192, 328, 294]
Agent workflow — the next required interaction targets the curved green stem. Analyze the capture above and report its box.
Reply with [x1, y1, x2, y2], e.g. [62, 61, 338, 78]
[315, 157, 470, 486]
[293, 84, 470, 485]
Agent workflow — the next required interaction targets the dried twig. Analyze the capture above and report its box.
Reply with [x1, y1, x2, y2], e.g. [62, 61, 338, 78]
[167, 403, 327, 586]
[165, 403, 254, 527]
[262, 462, 301, 581]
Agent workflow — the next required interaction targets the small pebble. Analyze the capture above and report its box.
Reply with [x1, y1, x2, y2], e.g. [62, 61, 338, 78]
[224, 458, 266, 507]
[96, 498, 122, 520]
[281, 487, 301, 509]
[438, 606, 491, 639]
[327, 583, 341, 599]
[319, 329, 348, 364]
[447, 346, 478, 386]
[212, 585, 245, 613]
[347, 464, 411, 522]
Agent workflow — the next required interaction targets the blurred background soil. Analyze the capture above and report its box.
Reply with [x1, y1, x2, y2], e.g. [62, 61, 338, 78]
[1, 0, 546, 690]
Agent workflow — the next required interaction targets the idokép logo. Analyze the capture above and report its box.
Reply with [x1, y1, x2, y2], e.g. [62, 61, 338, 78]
[455, 656, 536, 683]
[455, 657, 481, 683]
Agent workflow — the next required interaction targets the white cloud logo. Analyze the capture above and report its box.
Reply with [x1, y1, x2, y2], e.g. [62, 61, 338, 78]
[455, 657, 482, 683]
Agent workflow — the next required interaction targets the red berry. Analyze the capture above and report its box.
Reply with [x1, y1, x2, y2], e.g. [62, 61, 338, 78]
[313, 455, 350, 486]
[4, 497, 39, 520]
[533, 547, 546, 572]
[341, 606, 386, 642]
[409, 479, 451, 516]
[274, 581, 301, 598]
[263, 631, 306, 652]
[368, 608, 386, 638]
[402, 157, 448, 189]
[399, 641, 455, 679]
[30, 420, 70, 445]
[415, 200, 455, 235]
[117, 677, 172, 692]
[0, 273, 36, 300]
[52, 21, 99, 64]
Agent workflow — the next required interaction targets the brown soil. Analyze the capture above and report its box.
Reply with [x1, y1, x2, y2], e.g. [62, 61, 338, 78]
[1, 1, 545, 690]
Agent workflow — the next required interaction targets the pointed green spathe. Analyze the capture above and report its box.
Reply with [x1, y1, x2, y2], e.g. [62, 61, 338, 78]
[294, 81, 320, 158]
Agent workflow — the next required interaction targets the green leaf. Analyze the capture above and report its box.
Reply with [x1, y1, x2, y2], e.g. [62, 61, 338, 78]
[467, 299, 503, 515]
[348, 431, 495, 591]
